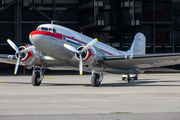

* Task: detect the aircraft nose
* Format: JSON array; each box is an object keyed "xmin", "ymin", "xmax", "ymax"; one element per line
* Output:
[
  {"xmin": 29, "ymin": 30, "xmax": 48, "ymax": 50},
  {"xmin": 29, "ymin": 31, "xmax": 37, "ymax": 44},
  {"xmin": 29, "ymin": 31, "xmax": 34, "ymax": 44},
  {"xmin": 29, "ymin": 31, "xmax": 42, "ymax": 45}
]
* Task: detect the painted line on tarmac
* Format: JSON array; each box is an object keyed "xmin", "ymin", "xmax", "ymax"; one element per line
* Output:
[
  {"xmin": 44, "ymin": 77, "xmax": 55, "ymax": 80},
  {"xmin": 0, "ymin": 80, "xmax": 7, "ymax": 82}
]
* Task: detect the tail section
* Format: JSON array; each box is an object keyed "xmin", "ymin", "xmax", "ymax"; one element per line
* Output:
[{"xmin": 127, "ymin": 33, "xmax": 146, "ymax": 55}]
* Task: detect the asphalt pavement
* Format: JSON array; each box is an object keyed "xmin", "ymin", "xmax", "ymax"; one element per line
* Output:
[{"xmin": 0, "ymin": 69, "xmax": 180, "ymax": 120}]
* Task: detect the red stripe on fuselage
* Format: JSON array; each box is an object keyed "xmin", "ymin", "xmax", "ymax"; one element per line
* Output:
[
  {"xmin": 66, "ymin": 36, "xmax": 86, "ymax": 44},
  {"xmin": 99, "ymin": 49, "xmax": 114, "ymax": 55},
  {"xmin": 30, "ymin": 31, "xmax": 63, "ymax": 40},
  {"xmin": 30, "ymin": 30, "xmax": 114, "ymax": 56}
]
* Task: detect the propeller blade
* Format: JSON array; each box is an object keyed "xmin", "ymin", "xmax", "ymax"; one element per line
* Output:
[
  {"xmin": 63, "ymin": 43, "xmax": 79, "ymax": 53},
  {"xmin": 7, "ymin": 39, "xmax": 19, "ymax": 53},
  {"xmin": 14, "ymin": 56, "xmax": 20, "ymax": 75},
  {"xmin": 21, "ymin": 46, "xmax": 35, "ymax": 53},
  {"xmin": 81, "ymin": 38, "xmax": 98, "ymax": 52},
  {"xmin": 79, "ymin": 55, "xmax": 83, "ymax": 75}
]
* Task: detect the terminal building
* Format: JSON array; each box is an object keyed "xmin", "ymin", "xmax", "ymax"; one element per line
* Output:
[{"xmin": 0, "ymin": 0, "xmax": 180, "ymax": 68}]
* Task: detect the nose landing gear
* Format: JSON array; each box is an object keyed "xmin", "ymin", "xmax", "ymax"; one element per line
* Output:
[
  {"xmin": 91, "ymin": 65, "xmax": 104, "ymax": 87},
  {"xmin": 31, "ymin": 66, "xmax": 46, "ymax": 86},
  {"xmin": 31, "ymin": 71, "xmax": 41, "ymax": 86}
]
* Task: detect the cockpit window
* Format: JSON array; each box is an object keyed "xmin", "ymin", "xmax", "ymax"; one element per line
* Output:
[
  {"xmin": 41, "ymin": 27, "xmax": 49, "ymax": 31},
  {"xmin": 37, "ymin": 27, "xmax": 40, "ymax": 30},
  {"xmin": 37, "ymin": 27, "xmax": 56, "ymax": 34}
]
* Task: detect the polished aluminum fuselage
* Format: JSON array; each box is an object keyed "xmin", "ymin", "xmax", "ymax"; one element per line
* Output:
[{"xmin": 29, "ymin": 24, "xmax": 123, "ymax": 67}]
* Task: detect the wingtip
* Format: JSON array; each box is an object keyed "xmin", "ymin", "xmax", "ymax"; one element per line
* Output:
[
  {"xmin": 63, "ymin": 43, "xmax": 65, "ymax": 46},
  {"xmin": 80, "ymin": 73, "xmax": 82, "ymax": 75},
  {"xmin": 14, "ymin": 72, "xmax": 16, "ymax": 75},
  {"xmin": 7, "ymin": 39, "xmax": 10, "ymax": 42},
  {"xmin": 95, "ymin": 38, "xmax": 98, "ymax": 41}
]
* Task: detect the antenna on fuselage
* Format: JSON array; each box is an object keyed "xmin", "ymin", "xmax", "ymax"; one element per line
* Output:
[{"xmin": 51, "ymin": 21, "xmax": 59, "ymax": 25}]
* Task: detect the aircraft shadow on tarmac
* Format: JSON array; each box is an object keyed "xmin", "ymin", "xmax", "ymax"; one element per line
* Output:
[
  {"xmin": 97, "ymin": 80, "xmax": 180, "ymax": 87},
  {"xmin": 1, "ymin": 80, "xmax": 180, "ymax": 87},
  {"xmin": 0, "ymin": 69, "xmax": 91, "ymax": 76},
  {"xmin": 1, "ymin": 69, "xmax": 180, "ymax": 87}
]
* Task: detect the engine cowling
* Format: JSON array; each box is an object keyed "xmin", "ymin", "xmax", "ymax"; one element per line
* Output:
[
  {"xmin": 17, "ymin": 46, "xmax": 40, "ymax": 68},
  {"xmin": 75, "ymin": 46, "xmax": 97, "ymax": 65}
]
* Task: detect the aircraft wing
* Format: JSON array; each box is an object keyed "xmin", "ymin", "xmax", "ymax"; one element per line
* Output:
[
  {"xmin": 103, "ymin": 53, "xmax": 180, "ymax": 70},
  {"xmin": 0, "ymin": 54, "xmax": 17, "ymax": 65},
  {"xmin": 0, "ymin": 54, "xmax": 71, "ymax": 67}
]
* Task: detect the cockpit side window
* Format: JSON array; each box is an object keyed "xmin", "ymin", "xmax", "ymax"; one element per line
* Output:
[
  {"xmin": 49, "ymin": 28, "xmax": 52, "ymax": 32},
  {"xmin": 53, "ymin": 29, "xmax": 56, "ymax": 34}
]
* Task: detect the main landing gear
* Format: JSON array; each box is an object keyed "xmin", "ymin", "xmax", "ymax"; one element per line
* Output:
[
  {"xmin": 31, "ymin": 66, "xmax": 46, "ymax": 86},
  {"xmin": 127, "ymin": 74, "xmax": 130, "ymax": 83},
  {"xmin": 91, "ymin": 65, "xmax": 104, "ymax": 87},
  {"xmin": 122, "ymin": 74, "xmax": 138, "ymax": 83}
]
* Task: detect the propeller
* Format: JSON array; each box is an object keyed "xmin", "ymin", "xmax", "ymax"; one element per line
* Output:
[
  {"xmin": 79, "ymin": 54, "xmax": 82, "ymax": 75},
  {"xmin": 21, "ymin": 46, "xmax": 35, "ymax": 53},
  {"xmin": 7, "ymin": 39, "xmax": 19, "ymax": 53},
  {"xmin": 63, "ymin": 43, "xmax": 80, "ymax": 53},
  {"xmin": 81, "ymin": 38, "xmax": 98, "ymax": 52},
  {"xmin": 7, "ymin": 39, "xmax": 33, "ymax": 75},
  {"xmin": 63, "ymin": 38, "xmax": 98, "ymax": 75},
  {"xmin": 14, "ymin": 55, "xmax": 20, "ymax": 75},
  {"xmin": 7, "ymin": 39, "xmax": 20, "ymax": 74}
]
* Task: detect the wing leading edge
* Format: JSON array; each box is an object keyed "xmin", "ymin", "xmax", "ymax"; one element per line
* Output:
[
  {"xmin": 0, "ymin": 54, "xmax": 17, "ymax": 65},
  {"xmin": 0, "ymin": 54, "xmax": 72, "ymax": 68},
  {"xmin": 103, "ymin": 53, "xmax": 180, "ymax": 70}
]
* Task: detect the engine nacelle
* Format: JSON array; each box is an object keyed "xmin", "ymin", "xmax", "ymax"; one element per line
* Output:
[
  {"xmin": 75, "ymin": 46, "xmax": 97, "ymax": 65},
  {"xmin": 17, "ymin": 46, "xmax": 41, "ymax": 68}
]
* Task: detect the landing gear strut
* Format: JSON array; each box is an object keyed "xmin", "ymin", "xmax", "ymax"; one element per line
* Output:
[
  {"xmin": 91, "ymin": 65, "xmax": 104, "ymax": 87},
  {"xmin": 122, "ymin": 74, "xmax": 138, "ymax": 82},
  {"xmin": 134, "ymin": 74, "xmax": 138, "ymax": 80},
  {"xmin": 127, "ymin": 74, "xmax": 130, "ymax": 83},
  {"xmin": 31, "ymin": 66, "xmax": 45, "ymax": 86}
]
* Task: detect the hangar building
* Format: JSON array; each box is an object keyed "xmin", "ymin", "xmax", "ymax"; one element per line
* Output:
[{"xmin": 0, "ymin": 0, "xmax": 180, "ymax": 68}]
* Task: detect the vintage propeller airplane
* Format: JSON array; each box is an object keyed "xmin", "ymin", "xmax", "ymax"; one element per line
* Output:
[{"xmin": 1, "ymin": 22, "xmax": 180, "ymax": 87}]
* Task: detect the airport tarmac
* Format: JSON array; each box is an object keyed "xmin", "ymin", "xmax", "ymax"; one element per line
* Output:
[{"xmin": 0, "ymin": 69, "xmax": 180, "ymax": 120}]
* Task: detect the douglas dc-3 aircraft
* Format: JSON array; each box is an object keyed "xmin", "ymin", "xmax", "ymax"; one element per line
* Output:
[{"xmin": 1, "ymin": 22, "xmax": 180, "ymax": 87}]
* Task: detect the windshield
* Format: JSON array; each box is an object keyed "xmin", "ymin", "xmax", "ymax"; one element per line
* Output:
[
  {"xmin": 41, "ymin": 27, "xmax": 49, "ymax": 31},
  {"xmin": 37, "ymin": 27, "xmax": 56, "ymax": 34}
]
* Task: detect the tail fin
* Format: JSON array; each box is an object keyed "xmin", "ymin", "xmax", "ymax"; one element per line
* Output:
[{"xmin": 127, "ymin": 33, "xmax": 146, "ymax": 55}]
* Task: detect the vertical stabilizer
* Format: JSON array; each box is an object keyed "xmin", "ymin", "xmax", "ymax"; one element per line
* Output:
[{"xmin": 127, "ymin": 33, "xmax": 146, "ymax": 55}]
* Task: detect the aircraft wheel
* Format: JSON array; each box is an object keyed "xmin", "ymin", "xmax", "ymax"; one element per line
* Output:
[
  {"xmin": 134, "ymin": 74, "xmax": 138, "ymax": 80},
  {"xmin": 31, "ymin": 71, "xmax": 41, "ymax": 86},
  {"xmin": 91, "ymin": 73, "xmax": 100, "ymax": 87},
  {"xmin": 127, "ymin": 77, "xmax": 130, "ymax": 83}
]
